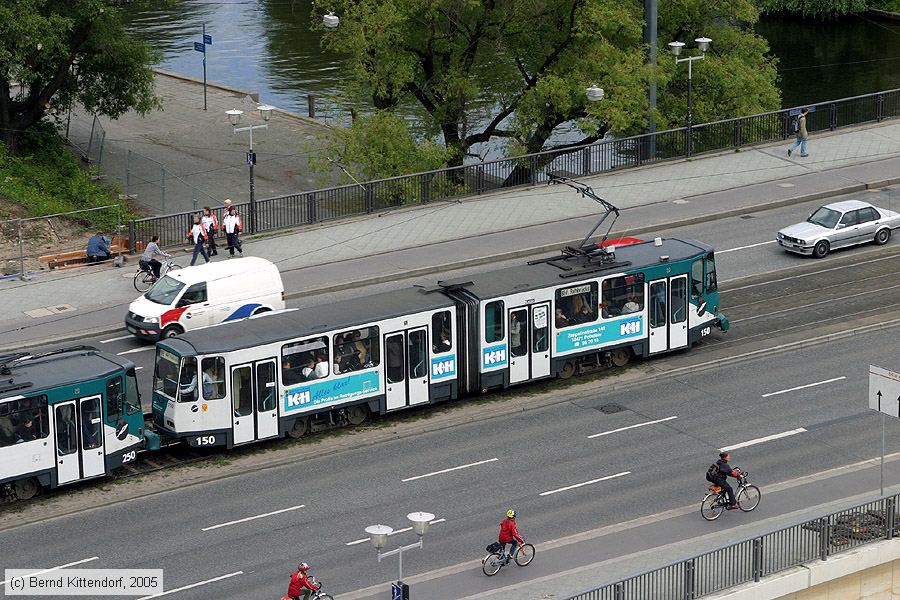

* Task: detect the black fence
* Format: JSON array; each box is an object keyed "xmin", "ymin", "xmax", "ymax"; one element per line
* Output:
[
  {"xmin": 564, "ymin": 494, "xmax": 898, "ymax": 600},
  {"xmin": 128, "ymin": 88, "xmax": 900, "ymax": 250}
]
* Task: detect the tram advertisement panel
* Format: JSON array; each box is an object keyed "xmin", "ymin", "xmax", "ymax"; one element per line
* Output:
[
  {"xmin": 431, "ymin": 355, "xmax": 456, "ymax": 380},
  {"xmin": 283, "ymin": 371, "xmax": 380, "ymax": 413},
  {"xmin": 556, "ymin": 316, "xmax": 643, "ymax": 353}
]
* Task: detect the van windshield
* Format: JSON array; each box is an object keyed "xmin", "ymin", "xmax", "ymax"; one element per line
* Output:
[{"xmin": 145, "ymin": 276, "xmax": 185, "ymax": 305}]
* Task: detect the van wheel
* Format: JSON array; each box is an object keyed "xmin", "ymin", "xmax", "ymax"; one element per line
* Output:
[
  {"xmin": 559, "ymin": 360, "xmax": 576, "ymax": 379},
  {"xmin": 287, "ymin": 417, "xmax": 308, "ymax": 439},
  {"xmin": 161, "ymin": 325, "xmax": 183, "ymax": 339},
  {"xmin": 875, "ymin": 228, "xmax": 891, "ymax": 245},
  {"xmin": 610, "ymin": 348, "xmax": 632, "ymax": 368},
  {"xmin": 14, "ymin": 478, "xmax": 39, "ymax": 501},
  {"xmin": 346, "ymin": 405, "xmax": 369, "ymax": 426}
]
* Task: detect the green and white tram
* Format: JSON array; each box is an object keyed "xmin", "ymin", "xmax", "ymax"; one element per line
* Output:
[{"xmin": 0, "ymin": 347, "xmax": 146, "ymax": 501}]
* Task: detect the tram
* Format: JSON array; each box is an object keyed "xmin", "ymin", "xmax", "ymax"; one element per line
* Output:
[{"xmin": 0, "ymin": 347, "xmax": 147, "ymax": 501}]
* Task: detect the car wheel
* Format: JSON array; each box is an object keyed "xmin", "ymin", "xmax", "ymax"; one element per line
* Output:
[
  {"xmin": 812, "ymin": 240, "xmax": 829, "ymax": 259},
  {"xmin": 875, "ymin": 228, "xmax": 891, "ymax": 245},
  {"xmin": 161, "ymin": 325, "xmax": 183, "ymax": 339}
]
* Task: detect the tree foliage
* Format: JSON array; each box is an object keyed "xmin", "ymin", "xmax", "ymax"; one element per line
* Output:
[
  {"xmin": 316, "ymin": 0, "xmax": 780, "ymax": 179},
  {"xmin": 0, "ymin": 0, "xmax": 160, "ymax": 154},
  {"xmin": 755, "ymin": 0, "xmax": 867, "ymax": 19}
]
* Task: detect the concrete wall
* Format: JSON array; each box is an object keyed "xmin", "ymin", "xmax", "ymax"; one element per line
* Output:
[{"xmin": 706, "ymin": 539, "xmax": 900, "ymax": 600}]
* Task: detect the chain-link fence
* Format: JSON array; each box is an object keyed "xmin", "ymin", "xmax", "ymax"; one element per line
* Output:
[
  {"xmin": 122, "ymin": 150, "xmax": 222, "ymax": 216},
  {"xmin": 58, "ymin": 110, "xmax": 106, "ymax": 165}
]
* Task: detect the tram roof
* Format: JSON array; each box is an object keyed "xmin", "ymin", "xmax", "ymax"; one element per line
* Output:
[
  {"xmin": 0, "ymin": 348, "xmax": 131, "ymax": 399},
  {"xmin": 446, "ymin": 238, "xmax": 713, "ymax": 299},
  {"xmin": 167, "ymin": 286, "xmax": 456, "ymax": 355}
]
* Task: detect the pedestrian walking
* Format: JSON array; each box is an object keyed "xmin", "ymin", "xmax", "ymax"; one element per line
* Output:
[
  {"xmin": 201, "ymin": 206, "xmax": 219, "ymax": 257},
  {"xmin": 788, "ymin": 108, "xmax": 810, "ymax": 158},
  {"xmin": 221, "ymin": 198, "xmax": 235, "ymax": 225},
  {"xmin": 187, "ymin": 215, "xmax": 210, "ymax": 266},
  {"xmin": 222, "ymin": 206, "xmax": 244, "ymax": 257}
]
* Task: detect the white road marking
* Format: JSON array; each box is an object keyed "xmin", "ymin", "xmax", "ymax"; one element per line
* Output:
[
  {"xmin": 0, "ymin": 556, "xmax": 99, "ymax": 586},
  {"xmin": 135, "ymin": 366, "xmax": 144, "ymax": 371},
  {"xmin": 100, "ymin": 335, "xmax": 133, "ymax": 343},
  {"xmin": 588, "ymin": 416, "xmax": 678, "ymax": 439},
  {"xmin": 731, "ymin": 282, "xmax": 900, "ymax": 324},
  {"xmin": 539, "ymin": 471, "xmax": 630, "ymax": 497},
  {"xmin": 117, "ymin": 346, "xmax": 155, "ymax": 356},
  {"xmin": 761, "ymin": 376, "xmax": 846, "ymax": 398},
  {"xmin": 402, "ymin": 458, "xmax": 498, "ymax": 482},
  {"xmin": 136, "ymin": 571, "xmax": 243, "ymax": 599},
  {"xmin": 201, "ymin": 505, "xmax": 305, "ymax": 531},
  {"xmin": 717, "ymin": 240, "xmax": 777, "ymax": 254},
  {"xmin": 725, "ymin": 254, "xmax": 898, "ymax": 292},
  {"xmin": 345, "ymin": 518, "xmax": 445, "ymax": 546},
  {"xmin": 721, "ymin": 428, "xmax": 807, "ymax": 452}
]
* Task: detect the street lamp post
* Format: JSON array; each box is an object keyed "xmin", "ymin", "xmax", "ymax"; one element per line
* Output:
[
  {"xmin": 668, "ymin": 37, "xmax": 711, "ymax": 158},
  {"xmin": 225, "ymin": 104, "xmax": 274, "ymax": 234},
  {"xmin": 365, "ymin": 511, "xmax": 435, "ymax": 597}
]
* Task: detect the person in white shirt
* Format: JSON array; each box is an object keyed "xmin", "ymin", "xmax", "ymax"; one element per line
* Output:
[
  {"xmin": 621, "ymin": 296, "xmax": 641, "ymax": 314},
  {"xmin": 222, "ymin": 206, "xmax": 244, "ymax": 257},
  {"xmin": 187, "ymin": 215, "xmax": 209, "ymax": 266},
  {"xmin": 201, "ymin": 206, "xmax": 219, "ymax": 257}
]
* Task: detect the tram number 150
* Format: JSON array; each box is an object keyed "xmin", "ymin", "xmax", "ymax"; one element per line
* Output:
[
  {"xmin": 700, "ymin": 326, "xmax": 711, "ymax": 337},
  {"xmin": 194, "ymin": 435, "xmax": 217, "ymax": 446}
]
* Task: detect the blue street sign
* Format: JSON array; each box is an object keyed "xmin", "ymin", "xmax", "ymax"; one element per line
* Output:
[
  {"xmin": 203, "ymin": 34, "xmax": 212, "ymax": 45},
  {"xmin": 391, "ymin": 581, "xmax": 409, "ymax": 600},
  {"xmin": 193, "ymin": 42, "xmax": 205, "ymax": 53},
  {"xmin": 246, "ymin": 151, "xmax": 256, "ymax": 166}
]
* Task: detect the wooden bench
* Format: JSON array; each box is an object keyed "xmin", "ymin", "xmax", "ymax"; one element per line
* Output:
[{"xmin": 39, "ymin": 237, "xmax": 141, "ymax": 270}]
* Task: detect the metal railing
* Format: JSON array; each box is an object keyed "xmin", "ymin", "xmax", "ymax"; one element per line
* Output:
[
  {"xmin": 128, "ymin": 87, "xmax": 900, "ymax": 250},
  {"xmin": 564, "ymin": 494, "xmax": 898, "ymax": 600}
]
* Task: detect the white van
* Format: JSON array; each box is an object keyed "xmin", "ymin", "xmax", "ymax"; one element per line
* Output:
[{"xmin": 125, "ymin": 257, "xmax": 285, "ymax": 340}]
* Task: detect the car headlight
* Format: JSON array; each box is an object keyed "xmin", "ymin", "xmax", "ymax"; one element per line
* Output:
[
  {"xmin": 798, "ymin": 240, "xmax": 806, "ymax": 246},
  {"xmin": 143, "ymin": 316, "xmax": 159, "ymax": 324},
  {"xmin": 777, "ymin": 233, "xmax": 784, "ymax": 240}
]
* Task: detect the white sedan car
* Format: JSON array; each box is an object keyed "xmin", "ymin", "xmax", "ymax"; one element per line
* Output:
[{"xmin": 776, "ymin": 199, "xmax": 900, "ymax": 258}]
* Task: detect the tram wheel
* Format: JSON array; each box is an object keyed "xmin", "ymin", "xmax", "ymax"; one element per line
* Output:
[
  {"xmin": 346, "ymin": 405, "xmax": 369, "ymax": 426},
  {"xmin": 287, "ymin": 417, "xmax": 308, "ymax": 439},
  {"xmin": 559, "ymin": 360, "xmax": 576, "ymax": 379},
  {"xmin": 14, "ymin": 478, "xmax": 39, "ymax": 501},
  {"xmin": 610, "ymin": 348, "xmax": 631, "ymax": 368}
]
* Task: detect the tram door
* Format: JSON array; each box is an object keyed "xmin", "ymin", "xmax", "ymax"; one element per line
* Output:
[
  {"xmin": 508, "ymin": 303, "xmax": 552, "ymax": 384},
  {"xmin": 648, "ymin": 280, "xmax": 669, "ymax": 354},
  {"xmin": 669, "ymin": 275, "xmax": 689, "ymax": 349},
  {"xmin": 649, "ymin": 276, "xmax": 689, "ymax": 354},
  {"xmin": 231, "ymin": 365, "xmax": 255, "ymax": 445},
  {"xmin": 54, "ymin": 395, "xmax": 105, "ymax": 485},
  {"xmin": 384, "ymin": 328, "xmax": 430, "ymax": 411},
  {"xmin": 255, "ymin": 360, "xmax": 279, "ymax": 440}
]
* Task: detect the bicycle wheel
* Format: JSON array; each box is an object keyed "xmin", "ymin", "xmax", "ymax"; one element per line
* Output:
[
  {"xmin": 737, "ymin": 485, "xmax": 761, "ymax": 512},
  {"xmin": 482, "ymin": 553, "xmax": 503, "ymax": 576},
  {"xmin": 514, "ymin": 543, "xmax": 535, "ymax": 566},
  {"xmin": 165, "ymin": 264, "xmax": 182, "ymax": 274},
  {"xmin": 133, "ymin": 271, "xmax": 154, "ymax": 293},
  {"xmin": 317, "ymin": 595, "xmax": 334, "ymax": 600},
  {"xmin": 701, "ymin": 493, "xmax": 725, "ymax": 521}
]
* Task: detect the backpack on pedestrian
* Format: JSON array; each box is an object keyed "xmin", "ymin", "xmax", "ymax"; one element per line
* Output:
[
  {"xmin": 791, "ymin": 117, "xmax": 800, "ymax": 135},
  {"xmin": 705, "ymin": 463, "xmax": 719, "ymax": 483}
]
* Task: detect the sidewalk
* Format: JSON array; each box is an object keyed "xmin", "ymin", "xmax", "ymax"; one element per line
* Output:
[{"xmin": 4, "ymin": 119, "xmax": 900, "ymax": 351}]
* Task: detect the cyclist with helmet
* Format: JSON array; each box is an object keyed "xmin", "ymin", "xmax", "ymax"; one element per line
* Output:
[
  {"xmin": 498, "ymin": 509, "xmax": 525, "ymax": 563},
  {"xmin": 287, "ymin": 562, "xmax": 320, "ymax": 600}
]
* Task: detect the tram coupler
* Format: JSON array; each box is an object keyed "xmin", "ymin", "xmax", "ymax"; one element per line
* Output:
[{"xmin": 716, "ymin": 313, "xmax": 730, "ymax": 332}]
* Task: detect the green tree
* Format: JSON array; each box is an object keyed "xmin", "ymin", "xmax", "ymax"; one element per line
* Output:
[
  {"xmin": 755, "ymin": 0, "xmax": 867, "ymax": 19},
  {"xmin": 318, "ymin": 0, "xmax": 780, "ymax": 181},
  {"xmin": 0, "ymin": 0, "xmax": 159, "ymax": 154}
]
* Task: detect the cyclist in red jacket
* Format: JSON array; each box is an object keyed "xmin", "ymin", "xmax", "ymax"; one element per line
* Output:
[
  {"xmin": 287, "ymin": 562, "xmax": 320, "ymax": 600},
  {"xmin": 499, "ymin": 509, "xmax": 525, "ymax": 563}
]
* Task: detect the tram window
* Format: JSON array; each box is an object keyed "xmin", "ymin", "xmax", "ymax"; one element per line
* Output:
[
  {"xmin": 671, "ymin": 278, "xmax": 687, "ymax": 324},
  {"xmin": 178, "ymin": 358, "xmax": 199, "ymax": 403},
  {"xmin": 691, "ymin": 260, "xmax": 704, "ymax": 298},
  {"xmin": 601, "ymin": 275, "xmax": 644, "ymax": 317},
  {"xmin": 125, "ymin": 369, "xmax": 142, "ymax": 416},
  {"xmin": 257, "ymin": 362, "xmax": 277, "ymax": 413},
  {"xmin": 154, "ymin": 348, "xmax": 181, "ymax": 400},
  {"xmin": 81, "ymin": 397, "xmax": 102, "ymax": 450},
  {"xmin": 432, "ymin": 311, "xmax": 452, "ymax": 354},
  {"xmin": 106, "ymin": 377, "xmax": 124, "ymax": 423},
  {"xmin": 532, "ymin": 306, "xmax": 549, "ymax": 353},
  {"xmin": 408, "ymin": 330, "xmax": 428, "ymax": 379},
  {"xmin": 232, "ymin": 366, "xmax": 253, "ymax": 418},
  {"xmin": 177, "ymin": 282, "xmax": 207, "ymax": 307},
  {"xmin": 334, "ymin": 327, "xmax": 380, "ymax": 374},
  {"xmin": 649, "ymin": 282, "xmax": 667, "ymax": 328},
  {"xmin": 705, "ymin": 253, "xmax": 718, "ymax": 293},
  {"xmin": 556, "ymin": 282, "xmax": 598, "ymax": 326},
  {"xmin": 0, "ymin": 395, "xmax": 49, "ymax": 447},
  {"xmin": 201, "ymin": 357, "xmax": 226, "ymax": 400},
  {"xmin": 484, "ymin": 301, "xmax": 504, "ymax": 342},
  {"xmin": 282, "ymin": 337, "xmax": 329, "ymax": 385},
  {"xmin": 386, "ymin": 334, "xmax": 405, "ymax": 384},
  {"xmin": 55, "ymin": 404, "xmax": 77, "ymax": 455},
  {"xmin": 509, "ymin": 309, "xmax": 528, "ymax": 357}
]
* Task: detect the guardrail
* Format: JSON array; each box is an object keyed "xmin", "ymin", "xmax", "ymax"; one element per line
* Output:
[
  {"xmin": 563, "ymin": 494, "xmax": 899, "ymax": 600},
  {"xmin": 128, "ymin": 87, "xmax": 900, "ymax": 250}
]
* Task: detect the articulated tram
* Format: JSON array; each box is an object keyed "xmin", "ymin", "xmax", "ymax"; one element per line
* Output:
[
  {"xmin": 0, "ymin": 347, "xmax": 148, "ymax": 501},
  {"xmin": 151, "ymin": 237, "xmax": 728, "ymax": 449}
]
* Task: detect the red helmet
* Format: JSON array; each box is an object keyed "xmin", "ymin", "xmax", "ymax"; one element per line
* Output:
[{"xmin": 297, "ymin": 562, "xmax": 310, "ymax": 572}]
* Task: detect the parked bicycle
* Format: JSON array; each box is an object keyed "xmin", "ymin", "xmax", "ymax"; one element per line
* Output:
[
  {"xmin": 701, "ymin": 468, "xmax": 761, "ymax": 521},
  {"xmin": 482, "ymin": 541, "xmax": 535, "ymax": 576},
  {"xmin": 133, "ymin": 260, "xmax": 180, "ymax": 293}
]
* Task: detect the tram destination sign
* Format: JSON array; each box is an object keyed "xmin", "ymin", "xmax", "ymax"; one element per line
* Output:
[{"xmin": 869, "ymin": 364, "xmax": 900, "ymax": 418}]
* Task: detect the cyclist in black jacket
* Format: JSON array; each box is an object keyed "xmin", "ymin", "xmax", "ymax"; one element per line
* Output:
[{"xmin": 714, "ymin": 451, "xmax": 741, "ymax": 510}]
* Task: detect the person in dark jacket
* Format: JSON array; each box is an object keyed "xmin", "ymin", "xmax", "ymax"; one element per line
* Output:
[
  {"xmin": 714, "ymin": 451, "xmax": 741, "ymax": 510},
  {"xmin": 86, "ymin": 231, "xmax": 111, "ymax": 263}
]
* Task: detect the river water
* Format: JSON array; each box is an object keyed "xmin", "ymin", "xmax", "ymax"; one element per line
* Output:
[{"xmin": 121, "ymin": 2, "xmax": 900, "ymax": 118}]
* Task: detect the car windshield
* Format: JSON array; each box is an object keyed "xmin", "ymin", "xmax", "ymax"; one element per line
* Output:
[
  {"xmin": 145, "ymin": 276, "xmax": 185, "ymax": 305},
  {"xmin": 807, "ymin": 207, "xmax": 841, "ymax": 229}
]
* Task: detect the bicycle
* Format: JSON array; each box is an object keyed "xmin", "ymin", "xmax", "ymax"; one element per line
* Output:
[
  {"xmin": 701, "ymin": 468, "xmax": 761, "ymax": 521},
  {"xmin": 279, "ymin": 577, "xmax": 332, "ymax": 600},
  {"xmin": 133, "ymin": 259, "xmax": 180, "ymax": 293},
  {"xmin": 482, "ymin": 541, "xmax": 535, "ymax": 576}
]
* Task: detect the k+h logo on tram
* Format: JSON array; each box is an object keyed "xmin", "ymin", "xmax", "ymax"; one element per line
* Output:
[
  {"xmin": 619, "ymin": 318, "xmax": 641, "ymax": 336},
  {"xmin": 431, "ymin": 357, "xmax": 456, "ymax": 380},
  {"xmin": 286, "ymin": 390, "xmax": 312, "ymax": 408},
  {"xmin": 482, "ymin": 345, "xmax": 507, "ymax": 368}
]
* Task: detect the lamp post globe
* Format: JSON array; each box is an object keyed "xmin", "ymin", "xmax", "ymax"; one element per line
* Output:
[
  {"xmin": 323, "ymin": 12, "xmax": 340, "ymax": 28},
  {"xmin": 226, "ymin": 108, "xmax": 243, "ymax": 126},
  {"xmin": 407, "ymin": 512, "xmax": 435, "ymax": 537},
  {"xmin": 668, "ymin": 40, "xmax": 685, "ymax": 57},
  {"xmin": 257, "ymin": 104, "xmax": 275, "ymax": 122},
  {"xmin": 585, "ymin": 84, "xmax": 605, "ymax": 103},
  {"xmin": 695, "ymin": 37, "xmax": 712, "ymax": 52},
  {"xmin": 365, "ymin": 524, "xmax": 393, "ymax": 551}
]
